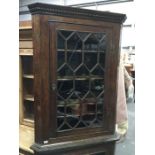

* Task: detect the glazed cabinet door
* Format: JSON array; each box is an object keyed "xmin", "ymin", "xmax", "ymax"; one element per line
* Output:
[{"xmin": 48, "ymin": 22, "xmax": 115, "ymax": 140}]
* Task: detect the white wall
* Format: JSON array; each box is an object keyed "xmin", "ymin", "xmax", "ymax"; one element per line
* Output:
[
  {"xmin": 82, "ymin": 1, "xmax": 135, "ymax": 48},
  {"xmin": 20, "ymin": 0, "xmax": 135, "ymax": 48},
  {"xmin": 65, "ymin": 0, "xmax": 102, "ymax": 5},
  {"xmin": 84, "ymin": 2, "xmax": 135, "ymax": 23}
]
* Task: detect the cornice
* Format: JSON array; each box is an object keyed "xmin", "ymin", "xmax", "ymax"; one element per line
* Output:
[{"xmin": 28, "ymin": 3, "xmax": 126, "ymax": 24}]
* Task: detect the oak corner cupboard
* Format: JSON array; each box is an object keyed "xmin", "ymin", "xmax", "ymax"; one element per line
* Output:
[{"xmin": 19, "ymin": 2, "xmax": 126, "ymax": 155}]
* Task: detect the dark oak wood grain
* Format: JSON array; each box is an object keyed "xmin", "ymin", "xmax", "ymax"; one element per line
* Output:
[
  {"xmin": 19, "ymin": 3, "xmax": 126, "ymax": 155},
  {"xmin": 31, "ymin": 134, "xmax": 118, "ymax": 155},
  {"xmin": 32, "ymin": 14, "xmax": 52, "ymax": 143}
]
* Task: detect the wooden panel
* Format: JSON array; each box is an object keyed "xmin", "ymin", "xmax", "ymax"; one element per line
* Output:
[
  {"xmin": 32, "ymin": 15, "xmax": 42, "ymax": 143},
  {"xmin": 20, "ymin": 29, "xmax": 32, "ymax": 40},
  {"xmin": 49, "ymin": 22, "xmax": 57, "ymax": 137},
  {"xmin": 105, "ymin": 25, "xmax": 121, "ymax": 132},
  {"xmin": 32, "ymin": 15, "xmax": 51, "ymax": 142},
  {"xmin": 103, "ymin": 25, "xmax": 120, "ymax": 133},
  {"xmin": 19, "ymin": 57, "xmax": 24, "ymax": 124},
  {"xmin": 31, "ymin": 16, "xmax": 120, "ymax": 143},
  {"xmin": 20, "ymin": 49, "xmax": 33, "ymax": 56},
  {"xmin": 20, "ymin": 41, "xmax": 33, "ymax": 49},
  {"xmin": 19, "ymin": 21, "xmax": 32, "ymax": 29},
  {"xmin": 31, "ymin": 135, "xmax": 117, "ymax": 155}
]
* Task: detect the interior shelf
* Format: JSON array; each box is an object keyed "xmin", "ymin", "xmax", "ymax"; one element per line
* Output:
[
  {"xmin": 19, "ymin": 40, "xmax": 33, "ymax": 49},
  {"xmin": 23, "ymin": 118, "xmax": 34, "ymax": 124},
  {"xmin": 20, "ymin": 49, "xmax": 33, "ymax": 56},
  {"xmin": 24, "ymin": 114, "xmax": 34, "ymax": 121},
  {"xmin": 23, "ymin": 74, "xmax": 34, "ymax": 79},
  {"xmin": 19, "ymin": 39, "xmax": 34, "ymax": 127},
  {"xmin": 24, "ymin": 94, "xmax": 34, "ymax": 102}
]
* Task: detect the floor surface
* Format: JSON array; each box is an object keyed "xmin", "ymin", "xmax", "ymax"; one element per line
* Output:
[{"xmin": 115, "ymin": 101, "xmax": 135, "ymax": 155}]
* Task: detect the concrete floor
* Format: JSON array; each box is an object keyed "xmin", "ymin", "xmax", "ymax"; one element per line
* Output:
[{"xmin": 115, "ymin": 102, "xmax": 135, "ymax": 155}]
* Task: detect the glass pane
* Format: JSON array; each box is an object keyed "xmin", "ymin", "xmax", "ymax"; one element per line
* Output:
[
  {"xmin": 57, "ymin": 80, "xmax": 73, "ymax": 99},
  {"xmin": 98, "ymin": 34, "xmax": 106, "ymax": 52},
  {"xmin": 91, "ymin": 65, "xmax": 104, "ymax": 76},
  {"xmin": 91, "ymin": 79, "xmax": 104, "ymax": 97},
  {"xmin": 57, "ymin": 31, "xmax": 65, "ymax": 49},
  {"xmin": 84, "ymin": 52, "xmax": 97, "ymax": 70},
  {"xmin": 56, "ymin": 30, "xmax": 106, "ymax": 132},
  {"xmin": 84, "ymin": 34, "xmax": 99, "ymax": 51},
  {"xmin": 57, "ymin": 51, "xmax": 65, "ymax": 69},
  {"xmin": 75, "ymin": 80, "xmax": 89, "ymax": 98},
  {"xmin": 67, "ymin": 32, "xmax": 82, "ymax": 50},
  {"xmin": 99, "ymin": 53, "xmax": 106, "ymax": 68},
  {"xmin": 67, "ymin": 52, "xmax": 82, "ymax": 70},
  {"xmin": 57, "ymin": 64, "xmax": 73, "ymax": 77},
  {"xmin": 76, "ymin": 65, "xmax": 89, "ymax": 76}
]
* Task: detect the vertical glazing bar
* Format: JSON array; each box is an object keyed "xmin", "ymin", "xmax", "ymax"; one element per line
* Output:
[
  {"xmin": 82, "ymin": 41, "xmax": 84, "ymax": 63},
  {"xmin": 65, "ymin": 39, "xmax": 67, "ymax": 63}
]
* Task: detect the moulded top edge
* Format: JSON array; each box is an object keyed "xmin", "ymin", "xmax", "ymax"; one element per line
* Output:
[{"xmin": 28, "ymin": 3, "xmax": 126, "ymax": 24}]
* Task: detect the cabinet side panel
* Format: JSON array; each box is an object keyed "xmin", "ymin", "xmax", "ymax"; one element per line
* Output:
[
  {"xmin": 32, "ymin": 15, "xmax": 51, "ymax": 142},
  {"xmin": 104, "ymin": 24, "xmax": 121, "ymax": 132}
]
